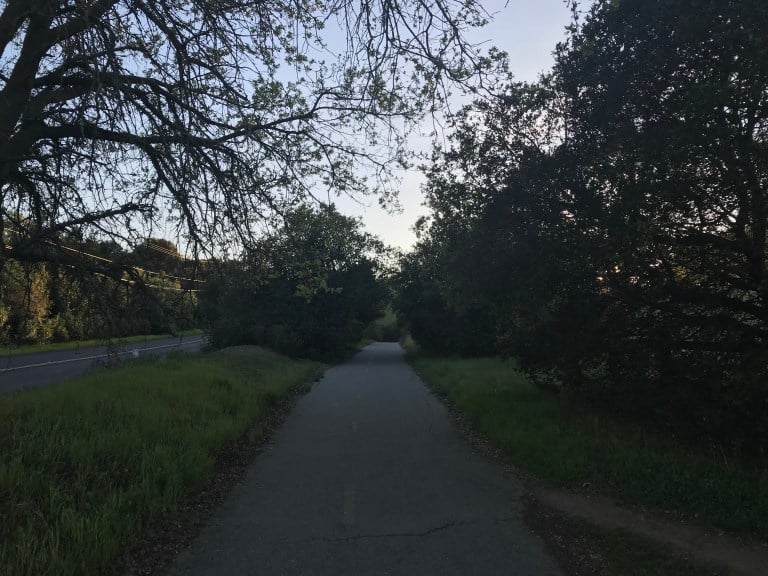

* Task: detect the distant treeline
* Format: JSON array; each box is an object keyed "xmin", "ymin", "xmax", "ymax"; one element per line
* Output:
[
  {"xmin": 396, "ymin": 0, "xmax": 768, "ymax": 452},
  {"xmin": 0, "ymin": 236, "xmax": 201, "ymax": 345}
]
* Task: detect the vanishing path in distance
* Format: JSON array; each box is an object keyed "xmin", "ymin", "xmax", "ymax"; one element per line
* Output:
[
  {"xmin": 169, "ymin": 342, "xmax": 560, "ymax": 576},
  {"xmin": 0, "ymin": 335, "xmax": 205, "ymax": 393}
]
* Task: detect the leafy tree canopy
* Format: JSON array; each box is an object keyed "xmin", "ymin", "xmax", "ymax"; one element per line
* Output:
[
  {"xmin": 0, "ymin": 0, "xmax": 490, "ymax": 267},
  {"xmin": 397, "ymin": 0, "xmax": 768, "ymax": 449}
]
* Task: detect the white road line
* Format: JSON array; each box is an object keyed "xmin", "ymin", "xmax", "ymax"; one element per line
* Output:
[{"xmin": 0, "ymin": 339, "xmax": 204, "ymax": 372}]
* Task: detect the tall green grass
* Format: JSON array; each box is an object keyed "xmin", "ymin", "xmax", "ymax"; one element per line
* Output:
[
  {"xmin": 0, "ymin": 348, "xmax": 316, "ymax": 576},
  {"xmin": 412, "ymin": 355, "xmax": 768, "ymax": 539}
]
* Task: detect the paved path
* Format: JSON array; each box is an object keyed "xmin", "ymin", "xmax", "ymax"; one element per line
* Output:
[
  {"xmin": 168, "ymin": 342, "xmax": 560, "ymax": 576},
  {"xmin": 0, "ymin": 335, "xmax": 205, "ymax": 393}
]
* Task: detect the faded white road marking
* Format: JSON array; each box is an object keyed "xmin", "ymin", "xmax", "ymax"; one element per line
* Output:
[
  {"xmin": 0, "ymin": 339, "xmax": 204, "ymax": 372},
  {"xmin": 342, "ymin": 483, "xmax": 357, "ymax": 528}
]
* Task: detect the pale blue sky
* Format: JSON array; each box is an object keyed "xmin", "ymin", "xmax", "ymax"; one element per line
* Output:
[{"xmin": 336, "ymin": 0, "xmax": 577, "ymax": 250}]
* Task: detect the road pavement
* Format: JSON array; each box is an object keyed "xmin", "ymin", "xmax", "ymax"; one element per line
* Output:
[
  {"xmin": 0, "ymin": 335, "xmax": 205, "ymax": 393},
  {"xmin": 168, "ymin": 342, "xmax": 560, "ymax": 576}
]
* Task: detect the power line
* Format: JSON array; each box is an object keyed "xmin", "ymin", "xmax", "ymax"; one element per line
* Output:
[
  {"xmin": 2, "ymin": 242, "xmax": 203, "ymax": 293},
  {"xmin": 4, "ymin": 229, "xmax": 206, "ymax": 284},
  {"xmin": 59, "ymin": 262, "xmax": 203, "ymax": 292},
  {"xmin": 144, "ymin": 240, "xmax": 212, "ymax": 264},
  {"xmin": 145, "ymin": 241, "xmax": 184, "ymax": 258},
  {"xmin": 58, "ymin": 244, "xmax": 206, "ymax": 284}
]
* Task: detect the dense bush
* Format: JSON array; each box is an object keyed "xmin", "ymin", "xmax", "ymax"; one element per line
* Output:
[{"xmin": 202, "ymin": 205, "xmax": 389, "ymax": 361}]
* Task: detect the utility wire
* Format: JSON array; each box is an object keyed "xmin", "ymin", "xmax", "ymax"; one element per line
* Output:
[
  {"xmin": 4, "ymin": 229, "xmax": 206, "ymax": 284},
  {"xmin": 2, "ymin": 242, "xmax": 202, "ymax": 293}
]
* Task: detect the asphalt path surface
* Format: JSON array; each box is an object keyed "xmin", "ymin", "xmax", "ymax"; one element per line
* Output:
[
  {"xmin": 0, "ymin": 335, "xmax": 205, "ymax": 393},
  {"xmin": 169, "ymin": 342, "xmax": 560, "ymax": 576}
]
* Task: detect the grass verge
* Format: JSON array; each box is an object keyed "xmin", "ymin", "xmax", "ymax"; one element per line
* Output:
[
  {"xmin": 0, "ymin": 329, "xmax": 204, "ymax": 357},
  {"xmin": 410, "ymin": 354, "xmax": 768, "ymax": 540},
  {"xmin": 0, "ymin": 347, "xmax": 317, "ymax": 576}
]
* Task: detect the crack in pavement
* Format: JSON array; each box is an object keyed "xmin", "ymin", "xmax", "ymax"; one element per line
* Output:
[{"xmin": 277, "ymin": 517, "xmax": 519, "ymax": 546}]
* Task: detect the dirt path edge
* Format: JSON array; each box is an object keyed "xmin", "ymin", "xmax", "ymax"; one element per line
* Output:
[{"xmin": 531, "ymin": 487, "xmax": 768, "ymax": 576}]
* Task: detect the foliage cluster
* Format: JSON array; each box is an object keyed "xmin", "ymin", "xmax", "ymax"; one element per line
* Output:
[
  {"xmin": 362, "ymin": 308, "xmax": 401, "ymax": 343},
  {"xmin": 202, "ymin": 205, "xmax": 389, "ymax": 360},
  {"xmin": 397, "ymin": 0, "xmax": 768, "ymax": 450},
  {"xmin": 0, "ymin": 236, "xmax": 199, "ymax": 346},
  {"xmin": 0, "ymin": 349, "xmax": 317, "ymax": 576}
]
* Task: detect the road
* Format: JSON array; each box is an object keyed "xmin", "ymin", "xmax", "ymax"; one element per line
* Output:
[
  {"xmin": 0, "ymin": 335, "xmax": 206, "ymax": 393},
  {"xmin": 168, "ymin": 342, "xmax": 560, "ymax": 576}
]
